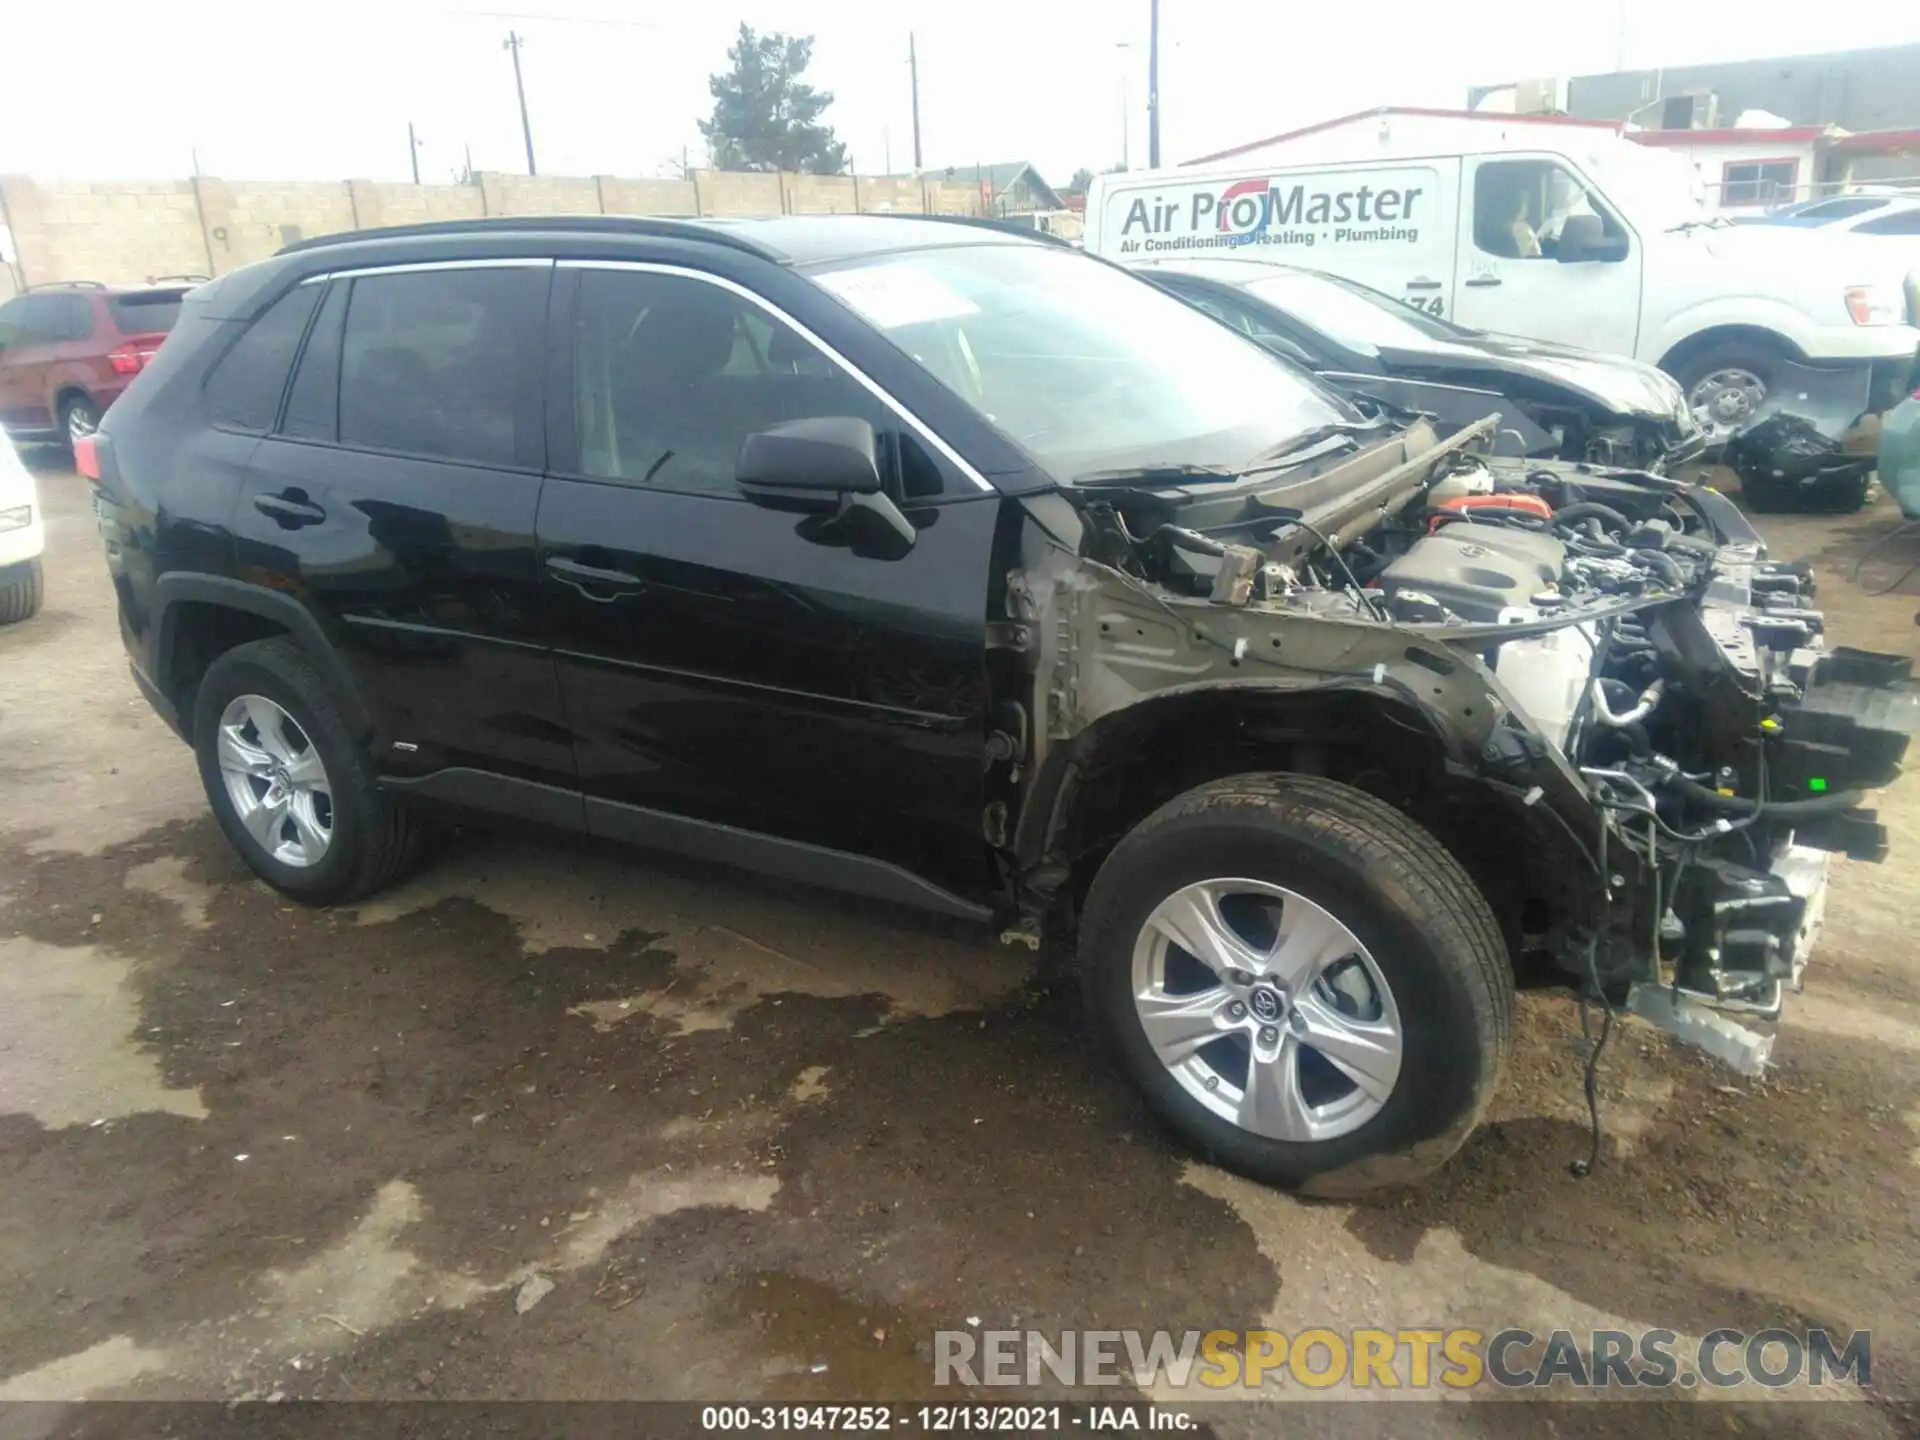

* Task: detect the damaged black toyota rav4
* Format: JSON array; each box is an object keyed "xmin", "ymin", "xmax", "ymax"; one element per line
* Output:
[{"xmin": 92, "ymin": 216, "xmax": 1913, "ymax": 1194}]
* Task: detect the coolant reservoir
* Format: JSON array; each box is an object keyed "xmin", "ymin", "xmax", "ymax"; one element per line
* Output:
[{"xmin": 1493, "ymin": 607, "xmax": 1596, "ymax": 752}]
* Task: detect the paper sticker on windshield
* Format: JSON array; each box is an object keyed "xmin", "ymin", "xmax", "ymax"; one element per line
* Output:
[{"xmin": 816, "ymin": 264, "xmax": 980, "ymax": 329}]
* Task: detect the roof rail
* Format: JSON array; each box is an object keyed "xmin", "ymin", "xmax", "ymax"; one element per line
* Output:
[
  {"xmin": 144, "ymin": 273, "xmax": 211, "ymax": 284},
  {"xmin": 24, "ymin": 279, "xmax": 106, "ymax": 292},
  {"xmin": 868, "ymin": 212, "xmax": 1073, "ymax": 247},
  {"xmin": 276, "ymin": 214, "xmax": 781, "ymax": 261}
]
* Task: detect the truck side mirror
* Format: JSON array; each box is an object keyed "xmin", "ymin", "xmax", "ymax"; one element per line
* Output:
[{"xmin": 1556, "ymin": 213, "xmax": 1629, "ymax": 263}]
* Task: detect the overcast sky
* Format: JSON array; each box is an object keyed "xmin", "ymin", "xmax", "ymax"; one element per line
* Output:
[{"xmin": 6, "ymin": 2, "xmax": 1920, "ymax": 186}]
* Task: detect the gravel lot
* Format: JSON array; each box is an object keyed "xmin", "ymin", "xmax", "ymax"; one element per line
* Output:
[{"xmin": 3, "ymin": 459, "xmax": 1917, "ymax": 1436}]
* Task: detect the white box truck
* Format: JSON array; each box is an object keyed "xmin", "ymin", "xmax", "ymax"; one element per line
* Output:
[{"xmin": 1085, "ymin": 108, "xmax": 1920, "ymax": 439}]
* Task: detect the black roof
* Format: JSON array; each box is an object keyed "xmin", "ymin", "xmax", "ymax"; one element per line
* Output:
[{"xmin": 278, "ymin": 213, "xmax": 1050, "ymax": 268}]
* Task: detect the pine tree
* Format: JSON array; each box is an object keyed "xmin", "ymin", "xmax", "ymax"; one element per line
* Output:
[{"xmin": 698, "ymin": 25, "xmax": 849, "ymax": 176}]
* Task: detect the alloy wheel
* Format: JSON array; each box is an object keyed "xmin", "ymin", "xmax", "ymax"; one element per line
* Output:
[
  {"xmin": 1130, "ymin": 878, "xmax": 1403, "ymax": 1142},
  {"xmin": 216, "ymin": 693, "xmax": 334, "ymax": 867}
]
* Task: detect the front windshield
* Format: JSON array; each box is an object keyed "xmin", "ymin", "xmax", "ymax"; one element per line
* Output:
[
  {"xmin": 1240, "ymin": 269, "xmax": 1474, "ymax": 349},
  {"xmin": 810, "ymin": 244, "xmax": 1354, "ymax": 481}
]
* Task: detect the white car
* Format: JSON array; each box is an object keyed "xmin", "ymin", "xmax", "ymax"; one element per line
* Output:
[
  {"xmin": 0, "ymin": 434, "xmax": 45, "ymax": 623},
  {"xmin": 1736, "ymin": 192, "xmax": 1920, "ymax": 239}
]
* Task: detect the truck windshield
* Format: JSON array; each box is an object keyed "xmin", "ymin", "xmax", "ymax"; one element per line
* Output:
[{"xmin": 809, "ymin": 243, "xmax": 1356, "ymax": 482}]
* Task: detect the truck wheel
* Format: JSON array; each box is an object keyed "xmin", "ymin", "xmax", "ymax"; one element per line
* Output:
[
  {"xmin": 191, "ymin": 637, "xmax": 424, "ymax": 903},
  {"xmin": 1671, "ymin": 342, "xmax": 1781, "ymax": 442},
  {"xmin": 1078, "ymin": 773, "xmax": 1512, "ymax": 1196},
  {"xmin": 0, "ymin": 558, "xmax": 43, "ymax": 624}
]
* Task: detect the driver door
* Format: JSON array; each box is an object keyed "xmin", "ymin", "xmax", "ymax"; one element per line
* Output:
[
  {"xmin": 535, "ymin": 261, "xmax": 1001, "ymax": 901},
  {"xmin": 1451, "ymin": 155, "xmax": 1643, "ymax": 355}
]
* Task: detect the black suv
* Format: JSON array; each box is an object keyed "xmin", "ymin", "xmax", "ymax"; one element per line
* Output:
[{"xmin": 93, "ymin": 216, "xmax": 1910, "ymax": 1193}]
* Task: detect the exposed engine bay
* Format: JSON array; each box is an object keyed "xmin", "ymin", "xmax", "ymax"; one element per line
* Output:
[{"xmin": 1029, "ymin": 415, "xmax": 1917, "ymax": 1074}]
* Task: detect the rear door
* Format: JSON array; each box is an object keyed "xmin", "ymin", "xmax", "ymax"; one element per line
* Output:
[
  {"xmin": 230, "ymin": 260, "xmax": 575, "ymax": 787},
  {"xmin": 536, "ymin": 259, "xmax": 1000, "ymax": 900}
]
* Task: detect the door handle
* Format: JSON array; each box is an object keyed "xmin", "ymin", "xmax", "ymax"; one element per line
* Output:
[
  {"xmin": 546, "ymin": 554, "xmax": 643, "ymax": 598},
  {"xmin": 1404, "ymin": 279, "xmax": 1443, "ymax": 291},
  {"xmin": 1463, "ymin": 276, "xmax": 1503, "ymax": 289},
  {"xmin": 252, "ymin": 490, "xmax": 326, "ymax": 526}
]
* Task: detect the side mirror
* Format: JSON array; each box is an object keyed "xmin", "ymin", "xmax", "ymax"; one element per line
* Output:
[
  {"xmin": 737, "ymin": 416, "xmax": 917, "ymax": 560},
  {"xmin": 1556, "ymin": 213, "xmax": 1629, "ymax": 263},
  {"xmin": 737, "ymin": 416, "xmax": 884, "ymax": 499}
]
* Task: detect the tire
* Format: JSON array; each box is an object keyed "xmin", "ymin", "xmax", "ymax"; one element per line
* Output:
[
  {"xmin": 191, "ymin": 637, "xmax": 424, "ymax": 903},
  {"xmin": 1668, "ymin": 341, "xmax": 1784, "ymax": 443},
  {"xmin": 59, "ymin": 396, "xmax": 101, "ymax": 450},
  {"xmin": 1078, "ymin": 773, "xmax": 1512, "ymax": 1196},
  {"xmin": 0, "ymin": 558, "xmax": 43, "ymax": 624}
]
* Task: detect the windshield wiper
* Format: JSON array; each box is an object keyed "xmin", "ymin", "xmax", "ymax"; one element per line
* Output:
[
  {"xmin": 1072, "ymin": 462, "xmax": 1238, "ymax": 488},
  {"xmin": 1072, "ymin": 422, "xmax": 1394, "ymax": 491},
  {"xmin": 1239, "ymin": 420, "xmax": 1393, "ymax": 474}
]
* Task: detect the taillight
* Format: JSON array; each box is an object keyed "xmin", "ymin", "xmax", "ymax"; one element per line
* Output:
[
  {"xmin": 106, "ymin": 332, "xmax": 167, "ymax": 375},
  {"xmin": 73, "ymin": 435, "xmax": 101, "ymax": 481}
]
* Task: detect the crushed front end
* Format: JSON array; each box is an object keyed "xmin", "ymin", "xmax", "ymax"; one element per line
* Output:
[{"xmin": 1011, "ymin": 416, "xmax": 1915, "ymax": 1073}]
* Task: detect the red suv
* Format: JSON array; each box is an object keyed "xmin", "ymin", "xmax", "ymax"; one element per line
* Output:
[{"xmin": 0, "ymin": 279, "xmax": 198, "ymax": 448}]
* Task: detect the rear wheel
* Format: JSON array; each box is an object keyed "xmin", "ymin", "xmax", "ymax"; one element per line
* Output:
[
  {"xmin": 60, "ymin": 396, "xmax": 100, "ymax": 449},
  {"xmin": 0, "ymin": 558, "xmax": 43, "ymax": 624},
  {"xmin": 1078, "ymin": 773, "xmax": 1512, "ymax": 1195},
  {"xmin": 192, "ymin": 637, "xmax": 424, "ymax": 902}
]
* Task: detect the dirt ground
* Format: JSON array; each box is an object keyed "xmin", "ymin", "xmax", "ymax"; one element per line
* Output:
[{"xmin": 2, "ymin": 460, "xmax": 1917, "ymax": 1436}]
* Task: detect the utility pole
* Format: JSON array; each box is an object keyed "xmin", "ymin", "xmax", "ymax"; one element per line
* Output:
[
  {"xmin": 503, "ymin": 31, "xmax": 537, "ymax": 175},
  {"xmin": 1147, "ymin": 0, "xmax": 1161, "ymax": 168},
  {"xmin": 407, "ymin": 122, "xmax": 422, "ymax": 184},
  {"xmin": 1115, "ymin": 42, "xmax": 1132, "ymax": 170},
  {"xmin": 908, "ymin": 33, "xmax": 924, "ymax": 172}
]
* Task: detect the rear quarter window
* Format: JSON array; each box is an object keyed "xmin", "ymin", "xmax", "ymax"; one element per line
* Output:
[
  {"xmin": 203, "ymin": 286, "xmax": 323, "ymax": 432},
  {"xmin": 109, "ymin": 290, "xmax": 188, "ymax": 336}
]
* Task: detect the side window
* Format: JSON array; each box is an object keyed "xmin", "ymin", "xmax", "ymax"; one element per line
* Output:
[
  {"xmin": 1472, "ymin": 159, "xmax": 1626, "ymax": 260},
  {"xmin": 205, "ymin": 285, "xmax": 322, "ymax": 432},
  {"xmin": 1856, "ymin": 210, "xmax": 1920, "ymax": 237},
  {"xmin": 571, "ymin": 269, "xmax": 916, "ymax": 497},
  {"xmin": 0, "ymin": 298, "xmax": 24, "ymax": 348},
  {"xmin": 282, "ymin": 283, "xmax": 346, "ymax": 442},
  {"xmin": 2, "ymin": 294, "xmax": 64, "ymax": 344},
  {"xmin": 337, "ymin": 266, "xmax": 546, "ymax": 468},
  {"xmin": 61, "ymin": 295, "xmax": 94, "ymax": 341}
]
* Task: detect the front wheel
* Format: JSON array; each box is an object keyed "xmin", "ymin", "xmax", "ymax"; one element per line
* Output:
[
  {"xmin": 1670, "ymin": 343, "xmax": 1781, "ymax": 443},
  {"xmin": 1078, "ymin": 774, "xmax": 1512, "ymax": 1195},
  {"xmin": 0, "ymin": 558, "xmax": 43, "ymax": 624}
]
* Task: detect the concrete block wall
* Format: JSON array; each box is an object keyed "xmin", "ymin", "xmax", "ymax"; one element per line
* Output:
[
  {"xmin": 479, "ymin": 173, "xmax": 603, "ymax": 217},
  {"xmin": 596, "ymin": 175, "xmax": 699, "ymax": 217},
  {"xmin": 203, "ymin": 180, "xmax": 359, "ymax": 272},
  {"xmin": 0, "ymin": 168, "xmax": 987, "ymax": 288},
  {"xmin": 0, "ymin": 175, "xmax": 210, "ymax": 285}
]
